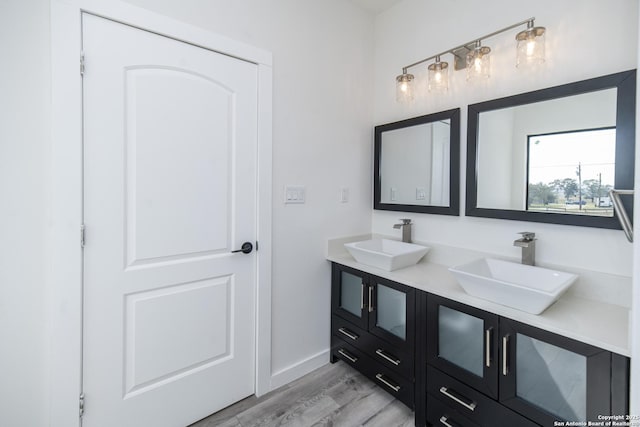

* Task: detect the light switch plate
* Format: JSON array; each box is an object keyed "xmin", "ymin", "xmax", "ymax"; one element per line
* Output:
[{"xmin": 284, "ymin": 185, "xmax": 305, "ymax": 204}]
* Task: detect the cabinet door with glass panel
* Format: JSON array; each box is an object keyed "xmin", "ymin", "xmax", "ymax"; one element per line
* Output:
[
  {"xmin": 331, "ymin": 264, "xmax": 415, "ymax": 352},
  {"xmin": 368, "ymin": 275, "xmax": 416, "ymax": 351},
  {"xmin": 427, "ymin": 294, "xmax": 500, "ymax": 398},
  {"xmin": 331, "ymin": 264, "xmax": 369, "ymax": 330},
  {"xmin": 499, "ymin": 318, "xmax": 628, "ymax": 425}
]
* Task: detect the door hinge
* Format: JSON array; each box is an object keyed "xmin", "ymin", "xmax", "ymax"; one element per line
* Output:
[
  {"xmin": 79, "ymin": 393, "xmax": 85, "ymax": 418},
  {"xmin": 80, "ymin": 224, "xmax": 85, "ymax": 248},
  {"xmin": 80, "ymin": 52, "xmax": 85, "ymax": 76}
]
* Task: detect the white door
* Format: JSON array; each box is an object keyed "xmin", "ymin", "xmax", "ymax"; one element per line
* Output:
[{"xmin": 82, "ymin": 13, "xmax": 258, "ymax": 427}]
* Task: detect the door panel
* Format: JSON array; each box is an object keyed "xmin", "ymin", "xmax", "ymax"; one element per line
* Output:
[
  {"xmin": 515, "ymin": 333, "xmax": 586, "ymax": 421},
  {"xmin": 124, "ymin": 276, "xmax": 233, "ymax": 396},
  {"xmin": 82, "ymin": 13, "xmax": 257, "ymax": 427},
  {"xmin": 437, "ymin": 305, "xmax": 484, "ymax": 377},
  {"xmin": 125, "ymin": 67, "xmax": 234, "ymax": 265}
]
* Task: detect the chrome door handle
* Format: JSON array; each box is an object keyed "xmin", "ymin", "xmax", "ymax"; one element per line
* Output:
[
  {"xmin": 337, "ymin": 327, "xmax": 359, "ymax": 341},
  {"xmin": 375, "ymin": 374, "xmax": 400, "ymax": 392},
  {"xmin": 231, "ymin": 242, "xmax": 253, "ymax": 254},
  {"xmin": 375, "ymin": 349, "xmax": 400, "ymax": 366},
  {"xmin": 337, "ymin": 349, "xmax": 358, "ymax": 363},
  {"xmin": 439, "ymin": 386, "xmax": 477, "ymax": 411},
  {"xmin": 485, "ymin": 327, "xmax": 493, "ymax": 367},
  {"xmin": 360, "ymin": 282, "xmax": 365, "ymax": 310},
  {"xmin": 502, "ymin": 334, "xmax": 510, "ymax": 376},
  {"xmin": 368, "ymin": 285, "xmax": 374, "ymax": 313}
]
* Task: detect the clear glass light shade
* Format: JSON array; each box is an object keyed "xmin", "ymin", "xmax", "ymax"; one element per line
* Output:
[
  {"xmin": 428, "ymin": 59, "xmax": 449, "ymax": 93},
  {"xmin": 516, "ymin": 26, "xmax": 546, "ymax": 67},
  {"xmin": 467, "ymin": 45, "xmax": 491, "ymax": 81},
  {"xmin": 396, "ymin": 73, "xmax": 415, "ymax": 103}
]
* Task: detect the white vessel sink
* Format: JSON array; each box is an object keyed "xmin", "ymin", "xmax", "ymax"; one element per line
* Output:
[
  {"xmin": 448, "ymin": 258, "xmax": 578, "ymax": 314},
  {"xmin": 344, "ymin": 239, "xmax": 430, "ymax": 271}
]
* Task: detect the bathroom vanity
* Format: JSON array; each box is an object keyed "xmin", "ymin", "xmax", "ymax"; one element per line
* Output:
[{"xmin": 327, "ymin": 237, "xmax": 630, "ymax": 427}]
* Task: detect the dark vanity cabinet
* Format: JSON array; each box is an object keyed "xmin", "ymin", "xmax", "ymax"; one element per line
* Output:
[
  {"xmin": 423, "ymin": 294, "xmax": 629, "ymax": 427},
  {"xmin": 329, "ymin": 263, "xmax": 630, "ymax": 427},
  {"xmin": 330, "ymin": 263, "xmax": 416, "ymax": 408}
]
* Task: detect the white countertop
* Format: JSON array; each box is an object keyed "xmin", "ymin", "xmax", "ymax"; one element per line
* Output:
[{"xmin": 327, "ymin": 236, "xmax": 630, "ymax": 357}]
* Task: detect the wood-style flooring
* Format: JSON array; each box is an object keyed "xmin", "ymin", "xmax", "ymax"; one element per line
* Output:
[{"xmin": 189, "ymin": 361, "xmax": 415, "ymax": 427}]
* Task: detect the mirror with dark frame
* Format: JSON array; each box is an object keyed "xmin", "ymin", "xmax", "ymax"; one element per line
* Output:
[
  {"xmin": 374, "ymin": 108, "xmax": 460, "ymax": 215},
  {"xmin": 467, "ymin": 70, "xmax": 636, "ymax": 229}
]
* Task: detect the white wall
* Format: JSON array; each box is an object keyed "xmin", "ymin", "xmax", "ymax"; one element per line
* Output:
[
  {"xmin": 0, "ymin": 1, "xmax": 50, "ymax": 426},
  {"xmin": 477, "ymin": 108, "xmax": 515, "ymax": 209},
  {"xmin": 373, "ymin": 0, "xmax": 638, "ymax": 276}
]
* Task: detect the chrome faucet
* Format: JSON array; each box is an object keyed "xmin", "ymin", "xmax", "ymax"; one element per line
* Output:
[
  {"xmin": 513, "ymin": 232, "xmax": 536, "ymax": 266},
  {"xmin": 393, "ymin": 219, "xmax": 412, "ymax": 243}
]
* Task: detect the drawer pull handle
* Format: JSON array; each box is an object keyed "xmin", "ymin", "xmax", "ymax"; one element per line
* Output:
[
  {"xmin": 439, "ymin": 386, "xmax": 477, "ymax": 411},
  {"xmin": 375, "ymin": 373, "xmax": 401, "ymax": 392},
  {"xmin": 439, "ymin": 416, "xmax": 457, "ymax": 427},
  {"xmin": 338, "ymin": 327, "xmax": 359, "ymax": 341},
  {"xmin": 485, "ymin": 327, "xmax": 493, "ymax": 368},
  {"xmin": 502, "ymin": 334, "xmax": 510, "ymax": 376},
  {"xmin": 338, "ymin": 349, "xmax": 358, "ymax": 363},
  {"xmin": 375, "ymin": 349, "xmax": 401, "ymax": 366}
]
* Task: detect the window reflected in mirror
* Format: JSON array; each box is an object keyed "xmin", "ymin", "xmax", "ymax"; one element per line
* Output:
[{"xmin": 527, "ymin": 128, "xmax": 616, "ymax": 216}]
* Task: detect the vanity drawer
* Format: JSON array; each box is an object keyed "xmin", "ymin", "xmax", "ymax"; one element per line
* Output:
[
  {"xmin": 332, "ymin": 314, "xmax": 414, "ymax": 378},
  {"xmin": 368, "ymin": 344, "xmax": 413, "ymax": 379},
  {"xmin": 332, "ymin": 314, "xmax": 367, "ymax": 348},
  {"xmin": 427, "ymin": 393, "xmax": 480, "ymax": 427},
  {"xmin": 332, "ymin": 336, "xmax": 415, "ymax": 409},
  {"xmin": 427, "ymin": 366, "xmax": 538, "ymax": 427},
  {"xmin": 369, "ymin": 354, "xmax": 414, "ymax": 409},
  {"xmin": 331, "ymin": 336, "xmax": 370, "ymax": 374}
]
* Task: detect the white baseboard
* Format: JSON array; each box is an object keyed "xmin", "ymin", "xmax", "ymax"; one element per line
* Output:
[{"xmin": 267, "ymin": 348, "xmax": 330, "ymax": 393}]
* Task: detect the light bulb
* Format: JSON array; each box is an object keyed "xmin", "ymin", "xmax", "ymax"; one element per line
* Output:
[
  {"xmin": 474, "ymin": 57, "xmax": 482, "ymax": 72},
  {"xmin": 395, "ymin": 72, "xmax": 415, "ymax": 102},
  {"xmin": 435, "ymin": 71, "xmax": 442, "ymax": 82},
  {"xmin": 526, "ymin": 38, "xmax": 536, "ymax": 57}
]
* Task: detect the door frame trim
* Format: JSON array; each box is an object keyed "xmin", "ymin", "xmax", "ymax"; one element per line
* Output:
[{"xmin": 50, "ymin": 1, "xmax": 273, "ymax": 425}]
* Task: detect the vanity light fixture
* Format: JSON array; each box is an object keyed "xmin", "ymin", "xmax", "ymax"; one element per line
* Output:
[
  {"xmin": 516, "ymin": 20, "xmax": 546, "ymax": 67},
  {"xmin": 396, "ymin": 71, "xmax": 415, "ymax": 103},
  {"xmin": 428, "ymin": 56, "xmax": 449, "ymax": 92},
  {"xmin": 466, "ymin": 41, "xmax": 491, "ymax": 81},
  {"xmin": 395, "ymin": 17, "xmax": 546, "ymax": 102}
]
